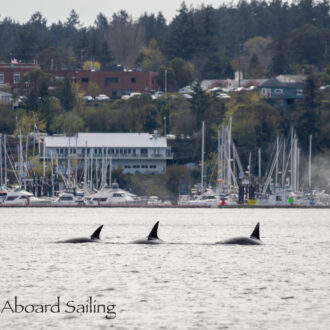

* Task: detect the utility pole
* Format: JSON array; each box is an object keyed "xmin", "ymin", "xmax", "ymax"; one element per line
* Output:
[{"xmin": 164, "ymin": 69, "xmax": 167, "ymax": 93}]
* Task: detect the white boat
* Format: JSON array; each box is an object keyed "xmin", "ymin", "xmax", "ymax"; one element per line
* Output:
[
  {"xmin": 52, "ymin": 190, "xmax": 85, "ymax": 206},
  {"xmin": 3, "ymin": 188, "xmax": 49, "ymax": 206},
  {"xmin": 0, "ymin": 187, "xmax": 8, "ymax": 203},
  {"xmin": 178, "ymin": 191, "xmax": 237, "ymax": 207},
  {"xmin": 87, "ymin": 182, "xmax": 142, "ymax": 206}
]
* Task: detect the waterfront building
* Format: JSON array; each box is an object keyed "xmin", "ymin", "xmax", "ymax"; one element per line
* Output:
[{"xmin": 43, "ymin": 132, "xmax": 172, "ymax": 174}]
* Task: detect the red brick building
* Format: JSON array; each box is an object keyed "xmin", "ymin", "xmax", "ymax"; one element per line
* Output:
[
  {"xmin": 0, "ymin": 62, "xmax": 40, "ymax": 92},
  {"xmin": 0, "ymin": 62, "xmax": 158, "ymax": 99},
  {"xmin": 48, "ymin": 70, "xmax": 158, "ymax": 98}
]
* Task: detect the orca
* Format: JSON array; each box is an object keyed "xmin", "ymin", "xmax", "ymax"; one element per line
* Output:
[
  {"xmin": 131, "ymin": 221, "xmax": 165, "ymax": 244},
  {"xmin": 57, "ymin": 225, "xmax": 103, "ymax": 243},
  {"xmin": 216, "ymin": 223, "xmax": 263, "ymax": 245}
]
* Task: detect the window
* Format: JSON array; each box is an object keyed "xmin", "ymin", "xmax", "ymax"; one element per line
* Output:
[
  {"xmin": 81, "ymin": 77, "xmax": 89, "ymax": 83},
  {"xmin": 112, "ymin": 89, "xmax": 122, "ymax": 97},
  {"xmin": 141, "ymin": 148, "xmax": 148, "ymax": 156},
  {"xmin": 274, "ymin": 89, "xmax": 283, "ymax": 95},
  {"xmin": 104, "ymin": 77, "xmax": 119, "ymax": 86},
  {"xmin": 14, "ymin": 73, "xmax": 20, "ymax": 84},
  {"xmin": 0, "ymin": 73, "xmax": 4, "ymax": 83},
  {"xmin": 296, "ymin": 89, "xmax": 303, "ymax": 95},
  {"xmin": 131, "ymin": 77, "xmax": 136, "ymax": 83}
]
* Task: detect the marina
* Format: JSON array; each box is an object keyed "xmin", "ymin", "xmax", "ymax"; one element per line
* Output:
[{"xmin": 1, "ymin": 126, "xmax": 329, "ymax": 207}]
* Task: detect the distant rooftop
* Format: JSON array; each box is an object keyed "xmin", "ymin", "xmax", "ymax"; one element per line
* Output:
[{"xmin": 44, "ymin": 132, "xmax": 168, "ymax": 148}]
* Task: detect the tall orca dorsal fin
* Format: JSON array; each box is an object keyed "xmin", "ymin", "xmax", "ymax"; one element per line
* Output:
[
  {"xmin": 250, "ymin": 223, "xmax": 260, "ymax": 240},
  {"xmin": 148, "ymin": 221, "xmax": 159, "ymax": 240},
  {"xmin": 91, "ymin": 225, "xmax": 103, "ymax": 240}
]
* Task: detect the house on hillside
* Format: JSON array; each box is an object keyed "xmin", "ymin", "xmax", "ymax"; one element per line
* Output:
[{"xmin": 258, "ymin": 75, "xmax": 306, "ymax": 107}]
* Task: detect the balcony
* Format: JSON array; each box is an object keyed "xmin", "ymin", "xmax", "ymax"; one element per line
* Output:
[{"xmin": 45, "ymin": 150, "xmax": 173, "ymax": 160}]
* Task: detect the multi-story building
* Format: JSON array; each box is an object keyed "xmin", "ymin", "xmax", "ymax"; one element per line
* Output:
[
  {"xmin": 43, "ymin": 132, "xmax": 172, "ymax": 174},
  {"xmin": 48, "ymin": 69, "xmax": 158, "ymax": 98},
  {"xmin": 0, "ymin": 62, "xmax": 40, "ymax": 93},
  {"xmin": 0, "ymin": 62, "xmax": 157, "ymax": 99}
]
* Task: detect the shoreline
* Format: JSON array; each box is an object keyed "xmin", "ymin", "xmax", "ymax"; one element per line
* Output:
[{"xmin": 0, "ymin": 204, "xmax": 329, "ymax": 209}]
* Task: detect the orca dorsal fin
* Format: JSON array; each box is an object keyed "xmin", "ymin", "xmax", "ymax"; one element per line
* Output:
[
  {"xmin": 91, "ymin": 225, "xmax": 103, "ymax": 240},
  {"xmin": 250, "ymin": 223, "xmax": 260, "ymax": 240},
  {"xmin": 148, "ymin": 221, "xmax": 159, "ymax": 240}
]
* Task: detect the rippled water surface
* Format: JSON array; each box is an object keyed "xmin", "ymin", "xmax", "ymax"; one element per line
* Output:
[{"xmin": 0, "ymin": 208, "xmax": 329, "ymax": 329}]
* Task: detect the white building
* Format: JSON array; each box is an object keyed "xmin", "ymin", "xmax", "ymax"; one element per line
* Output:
[
  {"xmin": 43, "ymin": 132, "xmax": 172, "ymax": 174},
  {"xmin": 0, "ymin": 91, "xmax": 13, "ymax": 105}
]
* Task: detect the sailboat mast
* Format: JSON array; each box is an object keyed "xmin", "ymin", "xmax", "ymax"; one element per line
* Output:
[
  {"xmin": 248, "ymin": 152, "xmax": 251, "ymax": 178},
  {"xmin": 275, "ymin": 136, "xmax": 279, "ymax": 191},
  {"xmin": 201, "ymin": 121, "xmax": 205, "ymax": 192},
  {"xmin": 43, "ymin": 137, "xmax": 46, "ymax": 178},
  {"xmin": 282, "ymin": 139, "xmax": 286, "ymax": 187},
  {"xmin": 0, "ymin": 134, "xmax": 2, "ymax": 186},
  {"xmin": 84, "ymin": 142, "xmax": 88, "ymax": 191},
  {"xmin": 227, "ymin": 117, "xmax": 232, "ymax": 189},
  {"xmin": 258, "ymin": 148, "xmax": 261, "ymax": 178},
  {"xmin": 109, "ymin": 156, "xmax": 112, "ymax": 188},
  {"xmin": 19, "ymin": 130, "xmax": 23, "ymax": 186},
  {"xmin": 4, "ymin": 135, "xmax": 7, "ymax": 187},
  {"xmin": 308, "ymin": 134, "xmax": 312, "ymax": 189},
  {"xmin": 217, "ymin": 128, "xmax": 221, "ymax": 195}
]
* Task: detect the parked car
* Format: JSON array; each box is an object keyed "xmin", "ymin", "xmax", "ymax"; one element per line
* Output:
[
  {"xmin": 217, "ymin": 93, "xmax": 231, "ymax": 99},
  {"xmin": 83, "ymin": 95, "xmax": 94, "ymax": 101},
  {"xmin": 121, "ymin": 92, "xmax": 142, "ymax": 100},
  {"xmin": 95, "ymin": 94, "xmax": 110, "ymax": 101}
]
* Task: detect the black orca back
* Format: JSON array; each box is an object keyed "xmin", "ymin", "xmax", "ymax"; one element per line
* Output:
[
  {"xmin": 250, "ymin": 223, "xmax": 260, "ymax": 240},
  {"xmin": 148, "ymin": 221, "xmax": 159, "ymax": 240},
  {"xmin": 91, "ymin": 225, "xmax": 103, "ymax": 240}
]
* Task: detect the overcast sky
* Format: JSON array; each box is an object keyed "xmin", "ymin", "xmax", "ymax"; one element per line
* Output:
[{"xmin": 2, "ymin": 1, "xmax": 230, "ymax": 26}]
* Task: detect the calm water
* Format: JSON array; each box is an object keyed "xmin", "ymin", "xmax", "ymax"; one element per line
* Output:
[{"xmin": 0, "ymin": 208, "xmax": 329, "ymax": 329}]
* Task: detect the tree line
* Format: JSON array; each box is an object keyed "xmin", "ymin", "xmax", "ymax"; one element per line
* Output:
[{"xmin": 0, "ymin": 0, "xmax": 329, "ymax": 82}]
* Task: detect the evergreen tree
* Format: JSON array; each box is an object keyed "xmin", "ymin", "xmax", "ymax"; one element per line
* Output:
[
  {"xmin": 165, "ymin": 3, "xmax": 197, "ymax": 60},
  {"xmin": 190, "ymin": 81, "xmax": 211, "ymax": 126},
  {"xmin": 58, "ymin": 78, "xmax": 75, "ymax": 111}
]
